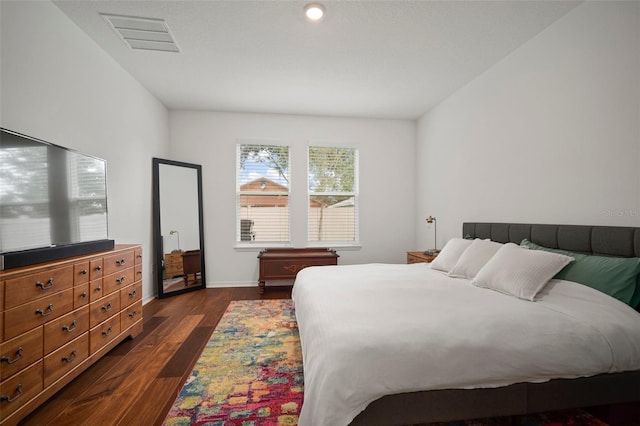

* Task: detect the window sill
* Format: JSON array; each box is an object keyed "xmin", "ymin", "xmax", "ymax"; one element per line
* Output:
[{"xmin": 234, "ymin": 243, "xmax": 361, "ymax": 251}]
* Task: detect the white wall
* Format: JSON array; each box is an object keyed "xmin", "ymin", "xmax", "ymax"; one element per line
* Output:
[
  {"xmin": 416, "ymin": 1, "xmax": 640, "ymax": 248},
  {"xmin": 169, "ymin": 111, "xmax": 416, "ymax": 287},
  {"xmin": 0, "ymin": 1, "xmax": 169, "ymax": 302}
]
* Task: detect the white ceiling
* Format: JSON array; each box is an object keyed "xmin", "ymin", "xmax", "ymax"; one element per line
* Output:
[{"xmin": 52, "ymin": 1, "xmax": 580, "ymax": 120}]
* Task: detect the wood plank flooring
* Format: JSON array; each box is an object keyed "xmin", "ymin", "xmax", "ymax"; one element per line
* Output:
[{"xmin": 19, "ymin": 286, "xmax": 292, "ymax": 426}]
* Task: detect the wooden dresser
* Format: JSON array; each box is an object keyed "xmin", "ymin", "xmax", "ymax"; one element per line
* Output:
[
  {"xmin": 257, "ymin": 248, "xmax": 339, "ymax": 293},
  {"xmin": 0, "ymin": 244, "xmax": 143, "ymax": 425},
  {"xmin": 164, "ymin": 251, "xmax": 184, "ymax": 279}
]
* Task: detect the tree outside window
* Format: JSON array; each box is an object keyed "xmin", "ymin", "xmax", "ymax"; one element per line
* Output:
[{"xmin": 308, "ymin": 146, "xmax": 358, "ymax": 243}]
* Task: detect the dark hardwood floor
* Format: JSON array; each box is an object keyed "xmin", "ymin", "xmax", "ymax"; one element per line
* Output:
[{"xmin": 19, "ymin": 286, "xmax": 292, "ymax": 426}]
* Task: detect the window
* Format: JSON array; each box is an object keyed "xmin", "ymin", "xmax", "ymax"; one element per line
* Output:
[
  {"xmin": 308, "ymin": 146, "xmax": 358, "ymax": 244},
  {"xmin": 236, "ymin": 143, "xmax": 290, "ymax": 243}
]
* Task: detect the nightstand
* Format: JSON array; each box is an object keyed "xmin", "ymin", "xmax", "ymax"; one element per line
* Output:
[{"xmin": 407, "ymin": 251, "xmax": 437, "ymax": 264}]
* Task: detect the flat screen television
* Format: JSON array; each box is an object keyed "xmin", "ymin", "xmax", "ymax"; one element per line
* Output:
[{"xmin": 0, "ymin": 128, "xmax": 114, "ymax": 270}]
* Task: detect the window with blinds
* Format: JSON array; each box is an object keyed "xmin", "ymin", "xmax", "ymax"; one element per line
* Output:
[
  {"xmin": 308, "ymin": 146, "xmax": 358, "ymax": 244},
  {"xmin": 236, "ymin": 143, "xmax": 290, "ymax": 243}
]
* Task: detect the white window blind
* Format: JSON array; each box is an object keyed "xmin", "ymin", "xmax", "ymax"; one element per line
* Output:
[
  {"xmin": 236, "ymin": 143, "xmax": 290, "ymax": 243},
  {"xmin": 308, "ymin": 146, "xmax": 358, "ymax": 244}
]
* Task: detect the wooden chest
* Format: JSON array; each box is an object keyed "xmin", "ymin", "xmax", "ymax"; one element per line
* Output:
[{"xmin": 257, "ymin": 248, "xmax": 338, "ymax": 293}]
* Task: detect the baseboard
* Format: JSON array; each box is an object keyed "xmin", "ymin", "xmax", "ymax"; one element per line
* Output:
[
  {"xmin": 206, "ymin": 280, "xmax": 295, "ymax": 288},
  {"xmin": 207, "ymin": 281, "xmax": 256, "ymax": 288}
]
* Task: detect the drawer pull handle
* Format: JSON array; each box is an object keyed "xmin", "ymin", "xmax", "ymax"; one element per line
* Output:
[
  {"xmin": 35, "ymin": 278, "xmax": 54, "ymax": 290},
  {"xmin": 136, "ymin": 254, "xmax": 142, "ymax": 259},
  {"xmin": 95, "ymin": 286, "xmax": 102, "ymax": 292},
  {"xmin": 80, "ymin": 292, "xmax": 88, "ymax": 299},
  {"xmin": 116, "ymin": 258, "xmax": 126, "ymax": 266},
  {"xmin": 62, "ymin": 320, "xmax": 77, "ymax": 333},
  {"xmin": 36, "ymin": 304, "xmax": 54, "ymax": 317},
  {"xmin": 128, "ymin": 290, "xmax": 137, "ymax": 298},
  {"xmin": 1, "ymin": 384, "xmax": 23, "ymax": 403},
  {"xmin": 1, "ymin": 347, "xmax": 23, "ymax": 364},
  {"xmin": 62, "ymin": 350, "xmax": 77, "ymax": 363},
  {"xmin": 116, "ymin": 276, "xmax": 126, "ymax": 285},
  {"xmin": 101, "ymin": 303, "xmax": 112, "ymax": 312},
  {"xmin": 101, "ymin": 327, "xmax": 113, "ymax": 337},
  {"xmin": 80, "ymin": 269, "xmax": 88, "ymax": 275},
  {"xmin": 95, "ymin": 265, "xmax": 102, "ymax": 271},
  {"xmin": 128, "ymin": 310, "xmax": 138, "ymax": 319}
]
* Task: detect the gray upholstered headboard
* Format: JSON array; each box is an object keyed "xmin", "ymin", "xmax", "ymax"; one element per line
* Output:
[{"xmin": 462, "ymin": 222, "xmax": 640, "ymax": 258}]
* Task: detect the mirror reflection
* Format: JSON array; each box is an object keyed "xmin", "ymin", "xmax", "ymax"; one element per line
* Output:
[{"xmin": 153, "ymin": 158, "xmax": 205, "ymax": 298}]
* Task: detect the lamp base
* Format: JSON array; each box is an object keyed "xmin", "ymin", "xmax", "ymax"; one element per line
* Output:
[{"xmin": 423, "ymin": 249, "xmax": 441, "ymax": 256}]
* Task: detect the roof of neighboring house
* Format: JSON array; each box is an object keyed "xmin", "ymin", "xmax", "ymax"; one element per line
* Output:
[
  {"xmin": 240, "ymin": 178, "xmax": 322, "ymax": 207},
  {"xmin": 240, "ymin": 178, "xmax": 287, "ymax": 192}
]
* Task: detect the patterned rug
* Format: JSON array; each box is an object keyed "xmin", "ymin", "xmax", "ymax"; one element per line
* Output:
[
  {"xmin": 164, "ymin": 299, "xmax": 303, "ymax": 426},
  {"xmin": 163, "ymin": 299, "xmax": 607, "ymax": 426}
]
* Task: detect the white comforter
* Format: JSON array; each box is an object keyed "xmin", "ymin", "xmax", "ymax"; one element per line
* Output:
[{"xmin": 292, "ymin": 263, "xmax": 640, "ymax": 426}]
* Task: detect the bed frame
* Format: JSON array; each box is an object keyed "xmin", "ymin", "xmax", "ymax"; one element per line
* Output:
[{"xmin": 351, "ymin": 222, "xmax": 640, "ymax": 425}]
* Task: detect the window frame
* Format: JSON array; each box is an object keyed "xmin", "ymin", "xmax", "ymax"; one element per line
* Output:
[
  {"xmin": 235, "ymin": 141, "xmax": 291, "ymax": 247},
  {"xmin": 306, "ymin": 145, "xmax": 360, "ymax": 247}
]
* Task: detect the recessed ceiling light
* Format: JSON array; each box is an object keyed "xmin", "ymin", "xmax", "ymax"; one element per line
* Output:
[{"xmin": 304, "ymin": 3, "xmax": 325, "ymax": 21}]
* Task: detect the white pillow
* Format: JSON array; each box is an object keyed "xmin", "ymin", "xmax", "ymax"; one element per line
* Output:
[
  {"xmin": 430, "ymin": 238, "xmax": 474, "ymax": 273},
  {"xmin": 472, "ymin": 243, "xmax": 574, "ymax": 301},
  {"xmin": 447, "ymin": 239, "xmax": 503, "ymax": 279}
]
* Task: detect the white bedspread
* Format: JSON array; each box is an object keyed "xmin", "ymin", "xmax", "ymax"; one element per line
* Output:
[{"xmin": 292, "ymin": 263, "xmax": 640, "ymax": 426}]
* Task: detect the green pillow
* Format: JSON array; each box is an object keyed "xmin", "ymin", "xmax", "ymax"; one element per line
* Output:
[
  {"xmin": 521, "ymin": 239, "xmax": 640, "ymax": 306},
  {"xmin": 631, "ymin": 275, "xmax": 640, "ymax": 308}
]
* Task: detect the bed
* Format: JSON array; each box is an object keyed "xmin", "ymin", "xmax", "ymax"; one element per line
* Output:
[{"xmin": 292, "ymin": 222, "xmax": 640, "ymax": 426}]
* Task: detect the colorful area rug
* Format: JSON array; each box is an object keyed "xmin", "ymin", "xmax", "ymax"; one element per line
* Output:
[
  {"xmin": 163, "ymin": 299, "xmax": 607, "ymax": 426},
  {"xmin": 164, "ymin": 299, "xmax": 303, "ymax": 426}
]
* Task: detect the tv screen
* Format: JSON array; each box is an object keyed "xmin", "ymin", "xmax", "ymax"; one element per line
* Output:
[{"xmin": 0, "ymin": 128, "xmax": 112, "ymax": 268}]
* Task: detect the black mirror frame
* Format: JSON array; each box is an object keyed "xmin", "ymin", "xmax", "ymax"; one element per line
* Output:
[{"xmin": 152, "ymin": 157, "xmax": 206, "ymax": 298}]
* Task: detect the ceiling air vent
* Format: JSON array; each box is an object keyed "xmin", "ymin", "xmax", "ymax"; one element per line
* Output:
[{"xmin": 102, "ymin": 14, "xmax": 180, "ymax": 53}]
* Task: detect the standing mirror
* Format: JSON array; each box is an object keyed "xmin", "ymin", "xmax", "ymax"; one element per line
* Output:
[{"xmin": 153, "ymin": 158, "xmax": 206, "ymax": 298}]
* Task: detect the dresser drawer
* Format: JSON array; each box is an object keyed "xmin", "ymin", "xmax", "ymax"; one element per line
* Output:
[
  {"xmin": 4, "ymin": 288, "xmax": 74, "ymax": 340},
  {"xmin": 44, "ymin": 333, "xmax": 89, "ymax": 387},
  {"xmin": 4, "ymin": 266, "xmax": 73, "ymax": 309},
  {"xmin": 120, "ymin": 282, "xmax": 142, "ymax": 309},
  {"xmin": 102, "ymin": 267, "xmax": 135, "ymax": 296},
  {"xmin": 74, "ymin": 283, "xmax": 90, "ymax": 309},
  {"xmin": 134, "ymin": 247, "xmax": 143, "ymax": 265},
  {"xmin": 134, "ymin": 264, "xmax": 143, "ymax": 283},
  {"xmin": 90, "ymin": 258, "xmax": 104, "ymax": 281},
  {"xmin": 89, "ymin": 292, "xmax": 121, "ymax": 328},
  {"xmin": 43, "ymin": 306, "xmax": 90, "ymax": 355},
  {"xmin": 0, "ymin": 360, "xmax": 43, "ymax": 419},
  {"xmin": 89, "ymin": 315, "xmax": 120, "ymax": 354},
  {"xmin": 0, "ymin": 328, "xmax": 43, "ymax": 381},
  {"xmin": 73, "ymin": 262, "xmax": 90, "ymax": 285},
  {"xmin": 89, "ymin": 279, "xmax": 104, "ymax": 302},
  {"xmin": 103, "ymin": 250, "xmax": 135, "ymax": 277},
  {"xmin": 121, "ymin": 300, "xmax": 142, "ymax": 331},
  {"xmin": 261, "ymin": 257, "xmax": 337, "ymax": 279}
]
